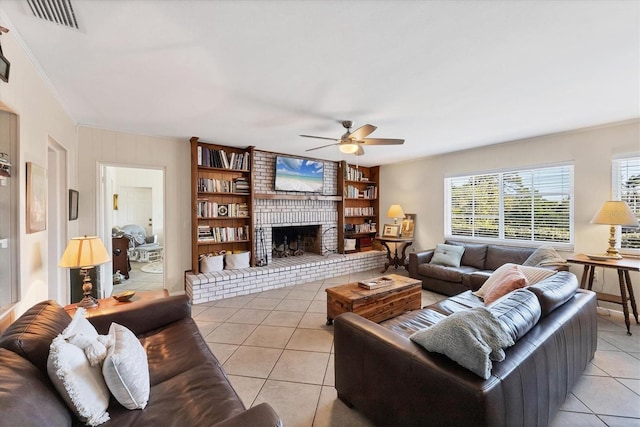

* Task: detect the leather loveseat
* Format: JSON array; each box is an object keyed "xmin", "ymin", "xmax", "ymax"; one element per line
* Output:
[
  {"xmin": 334, "ymin": 271, "xmax": 597, "ymax": 427},
  {"xmin": 0, "ymin": 295, "xmax": 281, "ymax": 427},
  {"xmin": 409, "ymin": 240, "xmax": 567, "ymax": 296}
]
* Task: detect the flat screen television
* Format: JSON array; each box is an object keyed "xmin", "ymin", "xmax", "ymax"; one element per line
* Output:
[{"xmin": 274, "ymin": 156, "xmax": 324, "ymax": 193}]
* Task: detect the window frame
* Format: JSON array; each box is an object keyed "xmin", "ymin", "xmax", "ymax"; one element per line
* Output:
[
  {"xmin": 444, "ymin": 162, "xmax": 574, "ymax": 249},
  {"xmin": 612, "ymin": 154, "xmax": 640, "ymax": 255}
]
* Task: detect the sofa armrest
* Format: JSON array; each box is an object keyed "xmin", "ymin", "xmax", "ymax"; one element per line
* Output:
[
  {"xmin": 408, "ymin": 249, "xmax": 434, "ymax": 277},
  {"xmin": 87, "ymin": 295, "xmax": 191, "ymax": 335},
  {"xmin": 213, "ymin": 403, "xmax": 281, "ymax": 427}
]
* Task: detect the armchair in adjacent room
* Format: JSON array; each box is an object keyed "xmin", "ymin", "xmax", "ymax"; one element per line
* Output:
[{"xmin": 114, "ymin": 224, "xmax": 162, "ymax": 262}]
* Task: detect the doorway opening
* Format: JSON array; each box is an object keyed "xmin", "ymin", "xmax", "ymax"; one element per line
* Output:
[{"xmin": 99, "ymin": 164, "xmax": 165, "ymax": 296}]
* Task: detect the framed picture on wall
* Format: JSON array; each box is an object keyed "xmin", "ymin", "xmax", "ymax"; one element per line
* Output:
[
  {"xmin": 69, "ymin": 189, "xmax": 79, "ymax": 221},
  {"xmin": 401, "ymin": 213, "xmax": 416, "ymax": 238},
  {"xmin": 26, "ymin": 162, "xmax": 46, "ymax": 233},
  {"xmin": 382, "ymin": 224, "xmax": 400, "ymax": 237}
]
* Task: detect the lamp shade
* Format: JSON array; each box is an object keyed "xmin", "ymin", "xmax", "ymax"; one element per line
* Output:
[
  {"xmin": 386, "ymin": 204, "xmax": 406, "ymax": 219},
  {"xmin": 591, "ymin": 201, "xmax": 639, "ymax": 227},
  {"xmin": 59, "ymin": 236, "xmax": 111, "ymax": 268}
]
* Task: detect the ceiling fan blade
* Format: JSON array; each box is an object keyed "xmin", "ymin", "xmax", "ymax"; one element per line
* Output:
[
  {"xmin": 305, "ymin": 142, "xmax": 340, "ymax": 152},
  {"xmin": 349, "ymin": 124, "xmax": 377, "ymax": 140},
  {"xmin": 354, "ymin": 146, "xmax": 365, "ymax": 156},
  {"xmin": 299, "ymin": 134, "xmax": 340, "ymax": 142},
  {"xmin": 361, "ymin": 138, "xmax": 405, "ymax": 145}
]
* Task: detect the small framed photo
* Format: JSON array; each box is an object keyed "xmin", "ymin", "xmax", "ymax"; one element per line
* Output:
[
  {"xmin": 401, "ymin": 213, "xmax": 416, "ymax": 238},
  {"xmin": 69, "ymin": 189, "xmax": 79, "ymax": 221},
  {"xmin": 382, "ymin": 223, "xmax": 400, "ymax": 237}
]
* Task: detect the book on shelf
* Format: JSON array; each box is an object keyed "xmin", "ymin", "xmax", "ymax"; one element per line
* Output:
[
  {"xmin": 198, "ymin": 147, "xmax": 251, "ymax": 171},
  {"xmin": 358, "ymin": 276, "xmax": 394, "ymax": 290}
]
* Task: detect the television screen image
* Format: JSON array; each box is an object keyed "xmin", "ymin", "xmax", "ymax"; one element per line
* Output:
[{"xmin": 275, "ymin": 156, "xmax": 324, "ymax": 193}]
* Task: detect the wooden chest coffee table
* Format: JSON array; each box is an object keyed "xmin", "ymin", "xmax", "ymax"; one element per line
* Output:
[{"xmin": 325, "ymin": 274, "xmax": 421, "ymax": 325}]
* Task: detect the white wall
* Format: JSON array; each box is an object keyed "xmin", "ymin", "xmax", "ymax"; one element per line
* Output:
[
  {"xmin": 0, "ymin": 28, "xmax": 79, "ymax": 317},
  {"xmin": 380, "ymin": 120, "xmax": 640, "ymax": 307},
  {"xmin": 76, "ymin": 128, "xmax": 191, "ymax": 295}
]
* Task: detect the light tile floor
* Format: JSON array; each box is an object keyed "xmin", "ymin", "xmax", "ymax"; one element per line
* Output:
[
  {"xmin": 112, "ymin": 261, "xmax": 164, "ymax": 294},
  {"xmin": 192, "ymin": 268, "xmax": 640, "ymax": 427}
]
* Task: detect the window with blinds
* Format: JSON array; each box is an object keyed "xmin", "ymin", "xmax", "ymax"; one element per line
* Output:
[
  {"xmin": 446, "ymin": 164, "xmax": 573, "ymax": 245},
  {"xmin": 613, "ymin": 156, "xmax": 640, "ymax": 251}
]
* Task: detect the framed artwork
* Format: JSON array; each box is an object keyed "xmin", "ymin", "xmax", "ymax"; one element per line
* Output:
[
  {"xmin": 401, "ymin": 213, "xmax": 416, "ymax": 238},
  {"xmin": 382, "ymin": 223, "xmax": 401, "ymax": 237},
  {"xmin": 69, "ymin": 189, "xmax": 79, "ymax": 221},
  {"xmin": 26, "ymin": 162, "xmax": 46, "ymax": 233}
]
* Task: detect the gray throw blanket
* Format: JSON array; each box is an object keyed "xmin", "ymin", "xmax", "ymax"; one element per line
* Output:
[{"xmin": 410, "ymin": 307, "xmax": 514, "ymax": 379}]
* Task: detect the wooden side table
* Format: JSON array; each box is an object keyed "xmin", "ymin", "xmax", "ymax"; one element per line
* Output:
[
  {"xmin": 65, "ymin": 289, "xmax": 169, "ymax": 318},
  {"xmin": 376, "ymin": 237, "xmax": 413, "ymax": 273},
  {"xmin": 567, "ymin": 254, "xmax": 639, "ymax": 335}
]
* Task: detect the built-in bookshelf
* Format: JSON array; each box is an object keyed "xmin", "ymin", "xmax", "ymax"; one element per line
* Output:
[
  {"xmin": 338, "ymin": 162, "xmax": 380, "ymax": 253},
  {"xmin": 190, "ymin": 137, "xmax": 255, "ymax": 273}
]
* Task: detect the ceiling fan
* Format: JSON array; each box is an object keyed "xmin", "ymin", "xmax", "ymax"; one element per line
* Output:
[{"xmin": 300, "ymin": 120, "xmax": 404, "ymax": 156}]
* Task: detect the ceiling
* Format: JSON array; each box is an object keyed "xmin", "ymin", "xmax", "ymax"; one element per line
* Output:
[{"xmin": 1, "ymin": 0, "xmax": 638, "ymax": 166}]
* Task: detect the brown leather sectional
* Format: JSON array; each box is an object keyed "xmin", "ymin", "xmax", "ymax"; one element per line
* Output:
[
  {"xmin": 0, "ymin": 295, "xmax": 281, "ymax": 427},
  {"xmin": 334, "ymin": 271, "xmax": 597, "ymax": 427}
]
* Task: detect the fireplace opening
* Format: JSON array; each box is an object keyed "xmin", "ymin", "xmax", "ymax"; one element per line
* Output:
[{"xmin": 272, "ymin": 225, "xmax": 321, "ymax": 257}]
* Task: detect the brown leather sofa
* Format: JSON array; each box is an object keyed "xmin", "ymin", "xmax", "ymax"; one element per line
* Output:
[
  {"xmin": 409, "ymin": 240, "xmax": 566, "ymax": 296},
  {"xmin": 0, "ymin": 295, "xmax": 281, "ymax": 427},
  {"xmin": 334, "ymin": 271, "xmax": 597, "ymax": 427}
]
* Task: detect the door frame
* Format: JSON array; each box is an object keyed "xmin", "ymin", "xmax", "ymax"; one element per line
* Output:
[{"xmin": 97, "ymin": 162, "xmax": 166, "ymax": 296}]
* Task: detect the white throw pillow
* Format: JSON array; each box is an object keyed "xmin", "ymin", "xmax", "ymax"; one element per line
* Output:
[
  {"xmin": 200, "ymin": 254, "xmax": 224, "ymax": 273},
  {"xmin": 47, "ymin": 337, "xmax": 111, "ymax": 426},
  {"xmin": 225, "ymin": 251, "xmax": 250, "ymax": 269},
  {"xmin": 474, "ymin": 263, "xmax": 556, "ymax": 299},
  {"xmin": 102, "ymin": 323, "xmax": 150, "ymax": 410}
]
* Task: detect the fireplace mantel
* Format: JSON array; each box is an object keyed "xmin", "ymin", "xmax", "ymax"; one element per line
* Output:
[{"xmin": 254, "ymin": 193, "xmax": 342, "ymax": 201}]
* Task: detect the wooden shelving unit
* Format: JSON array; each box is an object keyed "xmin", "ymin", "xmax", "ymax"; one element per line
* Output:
[
  {"xmin": 338, "ymin": 161, "xmax": 380, "ymax": 253},
  {"xmin": 190, "ymin": 137, "xmax": 255, "ymax": 273}
]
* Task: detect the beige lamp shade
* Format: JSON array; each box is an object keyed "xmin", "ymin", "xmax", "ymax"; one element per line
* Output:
[
  {"xmin": 59, "ymin": 236, "xmax": 111, "ymax": 268},
  {"xmin": 386, "ymin": 204, "xmax": 406, "ymax": 220},
  {"xmin": 591, "ymin": 201, "xmax": 639, "ymax": 227}
]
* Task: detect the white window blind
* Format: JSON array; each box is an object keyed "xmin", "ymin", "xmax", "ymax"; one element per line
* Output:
[
  {"xmin": 613, "ymin": 156, "xmax": 640, "ymax": 251},
  {"xmin": 446, "ymin": 164, "xmax": 573, "ymax": 245}
]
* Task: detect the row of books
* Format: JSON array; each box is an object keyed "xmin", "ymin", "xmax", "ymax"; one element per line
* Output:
[
  {"xmin": 345, "ymin": 206, "xmax": 375, "ymax": 216},
  {"xmin": 344, "ymin": 165, "xmax": 369, "ymax": 182},
  {"xmin": 345, "ymin": 185, "xmax": 377, "ymax": 199},
  {"xmin": 198, "ymin": 225, "xmax": 250, "ymax": 242},
  {"xmin": 345, "ymin": 222, "xmax": 377, "ymax": 234},
  {"xmin": 197, "ymin": 146, "xmax": 250, "ymax": 171},
  {"xmin": 198, "ymin": 177, "xmax": 250, "ymax": 194},
  {"xmin": 197, "ymin": 202, "xmax": 249, "ymax": 218}
]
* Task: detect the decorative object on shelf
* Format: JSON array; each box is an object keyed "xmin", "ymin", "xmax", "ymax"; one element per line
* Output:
[
  {"xmin": 26, "ymin": 162, "xmax": 46, "ymax": 233},
  {"xmin": 301, "ymin": 120, "xmax": 404, "ymax": 157},
  {"xmin": 59, "ymin": 236, "xmax": 111, "ymax": 308},
  {"xmin": 386, "ymin": 204, "xmax": 405, "ymax": 226},
  {"xmin": 113, "ymin": 290, "xmax": 135, "ymax": 302},
  {"xmin": 401, "ymin": 213, "xmax": 416, "ymax": 238},
  {"xmin": 69, "ymin": 189, "xmax": 79, "ymax": 221},
  {"xmin": 383, "ymin": 224, "xmax": 401, "ymax": 237},
  {"xmin": 0, "ymin": 152, "xmax": 11, "ymax": 177},
  {"xmin": 590, "ymin": 200, "xmax": 639, "ymax": 259}
]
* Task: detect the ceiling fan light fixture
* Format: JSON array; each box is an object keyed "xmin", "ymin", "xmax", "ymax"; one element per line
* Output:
[{"xmin": 339, "ymin": 143, "xmax": 359, "ymax": 154}]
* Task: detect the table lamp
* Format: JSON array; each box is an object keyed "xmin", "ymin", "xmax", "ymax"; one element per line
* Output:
[
  {"xmin": 590, "ymin": 201, "xmax": 639, "ymax": 259},
  {"xmin": 387, "ymin": 204, "xmax": 406, "ymax": 225},
  {"xmin": 59, "ymin": 236, "xmax": 111, "ymax": 308}
]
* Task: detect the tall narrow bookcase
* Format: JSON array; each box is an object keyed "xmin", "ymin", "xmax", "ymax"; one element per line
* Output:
[
  {"xmin": 338, "ymin": 161, "xmax": 380, "ymax": 253},
  {"xmin": 190, "ymin": 137, "xmax": 255, "ymax": 273}
]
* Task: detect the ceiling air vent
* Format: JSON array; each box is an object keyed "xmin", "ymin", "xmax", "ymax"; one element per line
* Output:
[{"xmin": 26, "ymin": 0, "xmax": 79, "ymax": 30}]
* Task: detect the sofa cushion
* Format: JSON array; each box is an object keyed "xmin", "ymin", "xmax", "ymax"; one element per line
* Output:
[
  {"xmin": 103, "ymin": 323, "xmax": 150, "ymax": 410},
  {"xmin": 0, "ymin": 348, "xmax": 72, "ymax": 427},
  {"xmin": 488, "ymin": 288, "xmax": 542, "ymax": 342},
  {"xmin": 446, "ymin": 241, "xmax": 488, "ymax": 270},
  {"xmin": 0, "ymin": 300, "xmax": 71, "ymax": 373},
  {"xmin": 523, "ymin": 245, "xmax": 567, "ymax": 268},
  {"xmin": 483, "ymin": 265, "xmax": 529, "ymax": 305},
  {"xmin": 417, "ymin": 263, "xmax": 468, "ymax": 283},
  {"xmin": 484, "ymin": 245, "xmax": 534, "ymax": 270},
  {"xmin": 429, "ymin": 243, "xmax": 465, "ymax": 268},
  {"xmin": 528, "ymin": 271, "xmax": 579, "ymax": 317},
  {"xmin": 410, "ymin": 307, "xmax": 514, "ymax": 379}
]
